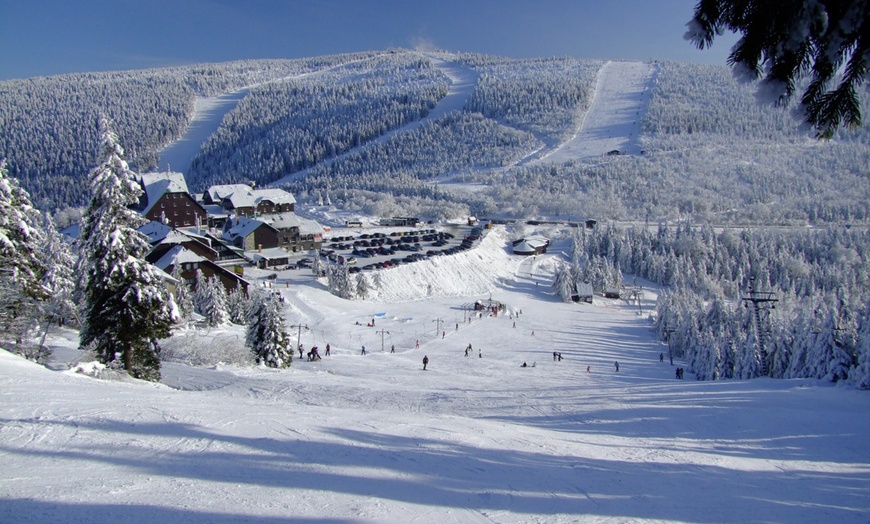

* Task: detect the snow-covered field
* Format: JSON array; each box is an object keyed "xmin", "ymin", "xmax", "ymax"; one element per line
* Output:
[{"xmin": 2, "ymin": 226, "xmax": 868, "ymax": 523}]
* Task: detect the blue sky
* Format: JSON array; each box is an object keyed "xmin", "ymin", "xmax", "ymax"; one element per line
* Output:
[{"xmin": 0, "ymin": 0, "xmax": 739, "ymax": 80}]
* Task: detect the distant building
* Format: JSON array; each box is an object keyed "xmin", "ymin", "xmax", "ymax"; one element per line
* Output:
[
  {"xmin": 154, "ymin": 245, "xmax": 250, "ymax": 294},
  {"xmin": 511, "ymin": 235, "xmax": 550, "ymax": 255},
  {"xmin": 379, "ymin": 217, "xmax": 421, "ymax": 227},
  {"xmin": 203, "ymin": 184, "xmax": 296, "ymax": 217},
  {"xmin": 261, "ymin": 213, "xmax": 324, "ymax": 253},
  {"xmin": 137, "ymin": 171, "xmax": 207, "ymax": 229},
  {"xmin": 572, "ymin": 282, "xmax": 594, "ymax": 303},
  {"xmin": 222, "ymin": 216, "xmax": 280, "ymax": 252}
]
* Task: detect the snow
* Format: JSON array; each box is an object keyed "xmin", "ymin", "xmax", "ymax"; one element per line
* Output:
[
  {"xmin": 2, "ymin": 225, "xmax": 868, "ymax": 523},
  {"xmin": 537, "ymin": 61, "xmax": 657, "ymax": 163},
  {"xmin": 157, "ymin": 90, "xmax": 251, "ymax": 175}
]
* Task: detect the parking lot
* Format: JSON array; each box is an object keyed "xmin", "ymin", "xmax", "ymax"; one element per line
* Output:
[{"xmin": 319, "ymin": 224, "xmax": 484, "ymax": 273}]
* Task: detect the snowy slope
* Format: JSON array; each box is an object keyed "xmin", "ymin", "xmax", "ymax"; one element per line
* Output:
[
  {"xmin": 156, "ymin": 89, "xmax": 250, "ymax": 174},
  {"xmin": 2, "ymin": 225, "xmax": 868, "ymax": 523},
  {"xmin": 536, "ymin": 60, "xmax": 656, "ymax": 163}
]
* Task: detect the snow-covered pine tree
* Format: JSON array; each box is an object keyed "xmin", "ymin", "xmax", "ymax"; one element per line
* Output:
[
  {"xmin": 246, "ymin": 292, "xmax": 292, "ymax": 368},
  {"xmin": 311, "ymin": 249, "xmax": 324, "ymax": 277},
  {"xmin": 170, "ymin": 265, "xmax": 194, "ymax": 322},
  {"xmin": 327, "ymin": 262, "xmax": 354, "ymax": 299},
  {"xmin": 195, "ymin": 274, "xmax": 228, "ymax": 326},
  {"xmin": 0, "ymin": 159, "xmax": 49, "ymax": 356},
  {"xmin": 355, "ymin": 272, "xmax": 369, "ymax": 299},
  {"xmin": 553, "ymin": 262, "xmax": 575, "ymax": 303},
  {"xmin": 39, "ymin": 212, "xmax": 78, "ymax": 327},
  {"xmin": 226, "ymin": 285, "xmax": 251, "ymax": 325},
  {"xmin": 78, "ymin": 119, "xmax": 173, "ymax": 381},
  {"xmin": 854, "ymin": 301, "xmax": 870, "ymax": 389}
]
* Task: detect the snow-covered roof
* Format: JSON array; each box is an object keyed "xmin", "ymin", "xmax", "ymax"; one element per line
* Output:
[
  {"xmin": 139, "ymin": 172, "xmax": 191, "ymax": 214},
  {"xmin": 207, "ymin": 184, "xmax": 296, "ymax": 210},
  {"xmin": 139, "ymin": 221, "xmax": 172, "ymax": 244},
  {"xmin": 298, "ymin": 216, "xmax": 324, "ymax": 236},
  {"xmin": 512, "ymin": 241, "xmax": 536, "ymax": 255},
  {"xmin": 262, "ymin": 213, "xmax": 303, "ymax": 230},
  {"xmin": 260, "ymin": 213, "xmax": 324, "ymax": 236},
  {"xmin": 249, "ymin": 247, "xmax": 290, "ymax": 261},
  {"xmin": 153, "ymin": 245, "xmax": 204, "ymax": 272},
  {"xmin": 222, "ymin": 216, "xmax": 274, "ymax": 242},
  {"xmin": 206, "ymin": 184, "xmax": 252, "ymax": 204},
  {"xmin": 575, "ymin": 282, "xmax": 594, "ymax": 296},
  {"xmin": 524, "ymin": 235, "xmax": 549, "ymax": 248}
]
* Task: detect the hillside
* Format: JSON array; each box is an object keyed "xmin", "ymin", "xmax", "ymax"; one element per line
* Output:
[
  {"xmin": 2, "ymin": 225, "xmax": 868, "ymax": 523},
  {"xmin": 1, "ymin": 49, "xmax": 866, "ymax": 226}
]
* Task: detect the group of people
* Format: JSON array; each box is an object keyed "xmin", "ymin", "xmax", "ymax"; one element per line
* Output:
[
  {"xmin": 298, "ymin": 343, "xmax": 330, "ymax": 360},
  {"xmin": 675, "ymin": 367, "xmax": 684, "ymax": 379}
]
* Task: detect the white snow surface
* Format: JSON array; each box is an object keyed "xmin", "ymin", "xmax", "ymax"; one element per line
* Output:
[
  {"xmin": 157, "ymin": 90, "xmax": 250, "ymax": 175},
  {"xmin": 536, "ymin": 60, "xmax": 657, "ymax": 163},
  {"xmin": 2, "ymin": 226, "xmax": 869, "ymax": 523}
]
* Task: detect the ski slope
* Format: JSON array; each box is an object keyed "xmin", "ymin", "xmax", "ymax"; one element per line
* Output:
[
  {"xmin": 537, "ymin": 60, "xmax": 656, "ymax": 164},
  {"xmin": 2, "ymin": 225, "xmax": 868, "ymax": 523}
]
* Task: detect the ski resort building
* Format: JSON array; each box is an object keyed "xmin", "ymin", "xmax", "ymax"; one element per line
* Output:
[
  {"xmin": 511, "ymin": 236, "xmax": 550, "ymax": 255},
  {"xmin": 137, "ymin": 171, "xmax": 208, "ymax": 229},
  {"xmin": 203, "ymin": 184, "xmax": 296, "ymax": 217}
]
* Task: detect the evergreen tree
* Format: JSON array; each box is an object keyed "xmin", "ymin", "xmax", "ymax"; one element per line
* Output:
[
  {"xmin": 854, "ymin": 301, "xmax": 870, "ymax": 389},
  {"xmin": 0, "ymin": 159, "xmax": 48, "ymax": 348},
  {"xmin": 78, "ymin": 119, "xmax": 172, "ymax": 381},
  {"xmin": 194, "ymin": 273, "xmax": 228, "ymax": 326},
  {"xmin": 686, "ymin": 0, "xmax": 869, "ymax": 137},
  {"xmin": 226, "ymin": 286, "xmax": 251, "ymax": 325},
  {"xmin": 327, "ymin": 262, "xmax": 354, "ymax": 299},
  {"xmin": 311, "ymin": 249, "xmax": 324, "ymax": 277},
  {"xmin": 170, "ymin": 265, "xmax": 194, "ymax": 322},
  {"xmin": 246, "ymin": 292, "xmax": 292, "ymax": 368},
  {"xmin": 355, "ymin": 272, "xmax": 370, "ymax": 299},
  {"xmin": 553, "ymin": 262, "xmax": 575, "ymax": 303}
]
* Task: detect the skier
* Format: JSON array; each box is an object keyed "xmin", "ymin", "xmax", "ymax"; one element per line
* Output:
[
  {"xmin": 553, "ymin": 351, "xmax": 557, "ymax": 361},
  {"xmin": 557, "ymin": 352, "xmax": 563, "ymax": 361},
  {"xmin": 614, "ymin": 361, "xmax": 619, "ymax": 372},
  {"xmin": 361, "ymin": 345, "xmax": 366, "ymax": 355},
  {"xmin": 660, "ymin": 353, "xmax": 664, "ymax": 362},
  {"xmin": 415, "ymin": 340, "xmax": 420, "ymax": 349},
  {"xmin": 521, "ymin": 362, "xmax": 528, "ymax": 367},
  {"xmin": 676, "ymin": 367, "xmax": 680, "ymax": 380},
  {"xmin": 586, "ymin": 366, "xmax": 591, "ymax": 373},
  {"xmin": 390, "ymin": 344, "xmax": 395, "ymax": 354},
  {"xmin": 422, "ymin": 355, "xmax": 429, "ymax": 370},
  {"xmin": 325, "ymin": 343, "xmax": 331, "ymax": 356},
  {"xmin": 298, "ymin": 344, "xmax": 304, "ymax": 359}
]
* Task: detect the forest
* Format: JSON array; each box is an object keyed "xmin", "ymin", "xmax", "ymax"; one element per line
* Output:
[
  {"xmin": 0, "ymin": 52, "xmax": 378, "ymax": 210},
  {"xmin": 571, "ymin": 222, "xmax": 869, "ymax": 386},
  {"xmin": 1, "ymin": 49, "xmax": 868, "ymax": 386}
]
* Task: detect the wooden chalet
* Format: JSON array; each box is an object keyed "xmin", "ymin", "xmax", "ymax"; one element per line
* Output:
[{"xmin": 137, "ymin": 171, "xmax": 207, "ymax": 229}]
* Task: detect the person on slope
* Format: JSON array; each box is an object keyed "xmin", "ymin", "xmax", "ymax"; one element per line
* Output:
[{"xmin": 423, "ymin": 355, "xmax": 429, "ymax": 370}]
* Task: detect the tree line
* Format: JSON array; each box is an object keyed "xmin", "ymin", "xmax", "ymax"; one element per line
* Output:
[{"xmin": 576, "ymin": 221, "xmax": 870, "ymax": 388}]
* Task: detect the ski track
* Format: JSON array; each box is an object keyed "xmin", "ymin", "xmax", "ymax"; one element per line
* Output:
[{"xmin": 535, "ymin": 60, "xmax": 657, "ymax": 164}]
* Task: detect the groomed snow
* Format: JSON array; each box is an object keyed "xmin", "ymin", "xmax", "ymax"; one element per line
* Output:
[
  {"xmin": 2, "ymin": 226, "xmax": 868, "ymax": 523},
  {"xmin": 537, "ymin": 60, "xmax": 656, "ymax": 163}
]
